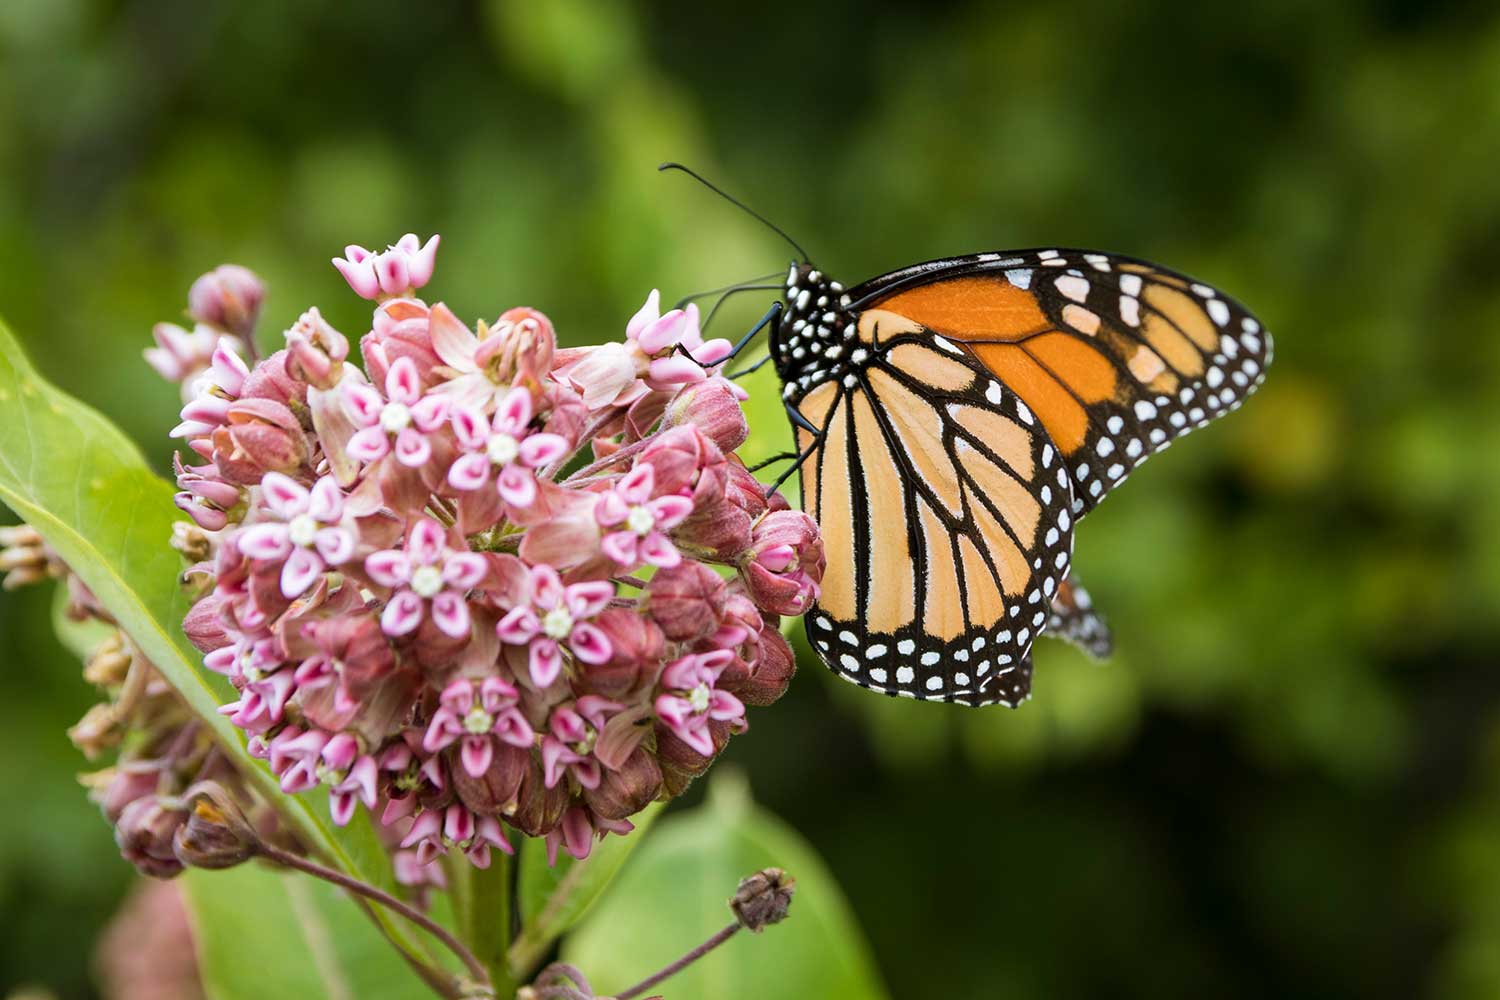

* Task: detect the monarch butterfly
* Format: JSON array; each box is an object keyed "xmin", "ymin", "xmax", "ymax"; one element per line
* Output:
[{"xmin": 664, "ymin": 166, "xmax": 1272, "ymax": 708}]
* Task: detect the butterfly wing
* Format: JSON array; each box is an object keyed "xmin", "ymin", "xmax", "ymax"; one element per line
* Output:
[
  {"xmin": 794, "ymin": 334, "xmax": 1074, "ymax": 707},
  {"xmin": 847, "ymin": 248, "xmax": 1272, "ymax": 518},
  {"xmin": 1046, "ymin": 576, "xmax": 1112, "ymax": 659}
]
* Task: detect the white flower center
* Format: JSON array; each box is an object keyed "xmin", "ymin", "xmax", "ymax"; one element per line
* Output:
[
  {"xmin": 410, "ymin": 564, "xmax": 444, "ymax": 598},
  {"xmin": 380, "ymin": 401, "xmax": 412, "ymax": 433},
  {"xmin": 688, "ymin": 682, "xmax": 712, "ymax": 714},
  {"xmin": 463, "ymin": 707, "xmax": 494, "ymax": 735},
  {"xmin": 486, "ymin": 433, "xmax": 520, "ymax": 467},
  {"xmin": 542, "ymin": 606, "xmax": 574, "ymax": 640},
  {"xmin": 288, "ymin": 513, "xmax": 319, "ymax": 547},
  {"xmin": 626, "ymin": 505, "xmax": 655, "ymax": 536}
]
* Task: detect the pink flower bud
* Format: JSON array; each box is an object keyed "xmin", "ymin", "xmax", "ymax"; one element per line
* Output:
[
  {"xmin": 475, "ymin": 306, "xmax": 556, "ymax": 386},
  {"xmin": 734, "ymin": 623, "xmax": 796, "ymax": 707},
  {"xmin": 655, "ymin": 719, "xmax": 732, "ymax": 797},
  {"xmin": 646, "ymin": 562, "xmax": 725, "ymax": 643},
  {"xmin": 239, "ymin": 349, "xmax": 308, "ymax": 407},
  {"xmin": 508, "ymin": 757, "xmax": 570, "ymax": 838},
  {"xmin": 662, "ymin": 379, "xmax": 750, "ymax": 452},
  {"xmin": 450, "ymin": 743, "xmax": 529, "ymax": 816},
  {"xmin": 738, "ymin": 511, "xmax": 824, "ymax": 616},
  {"xmin": 583, "ymin": 746, "xmax": 662, "ymax": 821},
  {"xmin": 285, "ymin": 307, "xmax": 349, "ymax": 390},
  {"xmin": 578, "ymin": 608, "xmax": 665, "ymax": 699},
  {"xmin": 115, "ymin": 796, "xmax": 189, "ymax": 879},
  {"xmin": 362, "ymin": 299, "xmax": 442, "ymax": 388},
  {"xmin": 333, "ymin": 235, "xmax": 440, "ymax": 300},
  {"xmin": 183, "ymin": 595, "xmax": 231, "ymax": 653},
  {"xmin": 212, "ymin": 398, "xmax": 308, "ymax": 485},
  {"xmin": 189, "ymin": 265, "xmax": 265, "ymax": 340}
]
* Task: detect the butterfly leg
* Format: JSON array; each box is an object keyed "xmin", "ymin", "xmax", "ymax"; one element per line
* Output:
[
  {"xmin": 674, "ymin": 301, "xmax": 782, "ymax": 367},
  {"xmin": 726, "ymin": 353, "xmax": 773, "ymax": 379},
  {"xmin": 764, "ymin": 403, "xmax": 822, "ymax": 497},
  {"xmin": 746, "ymin": 450, "xmax": 797, "ymax": 473}
]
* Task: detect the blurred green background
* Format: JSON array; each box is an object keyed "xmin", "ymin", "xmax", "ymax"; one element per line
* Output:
[{"xmin": 4, "ymin": 0, "xmax": 1500, "ymax": 996}]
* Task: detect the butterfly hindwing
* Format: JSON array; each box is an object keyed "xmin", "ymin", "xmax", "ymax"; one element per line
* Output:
[
  {"xmin": 795, "ymin": 334, "xmax": 1074, "ymax": 707},
  {"xmin": 850, "ymin": 249, "xmax": 1272, "ymax": 518}
]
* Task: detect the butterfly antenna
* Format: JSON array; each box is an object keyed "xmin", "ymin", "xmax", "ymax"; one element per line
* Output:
[
  {"xmin": 658, "ymin": 162, "xmax": 811, "ymax": 262},
  {"xmin": 672, "ymin": 271, "xmax": 784, "ymax": 310}
]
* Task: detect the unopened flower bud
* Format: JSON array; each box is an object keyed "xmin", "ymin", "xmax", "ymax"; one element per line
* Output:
[
  {"xmin": 731, "ymin": 868, "xmax": 795, "ymax": 931},
  {"xmin": 508, "ymin": 758, "xmax": 569, "ymax": 838},
  {"xmin": 212, "ymin": 397, "xmax": 308, "ymax": 484},
  {"xmin": 90, "ymin": 761, "xmax": 163, "ymax": 823},
  {"xmin": 476, "ymin": 307, "xmax": 556, "ymax": 386},
  {"xmin": 69, "ymin": 703, "xmax": 121, "ymax": 759},
  {"xmin": 285, "ymin": 307, "xmax": 350, "ymax": 390},
  {"xmin": 583, "ymin": 745, "xmax": 662, "ymax": 821},
  {"xmin": 170, "ymin": 520, "xmax": 213, "ymax": 563},
  {"xmin": 735, "ymin": 624, "xmax": 796, "ymax": 707},
  {"xmin": 116, "ymin": 796, "xmax": 189, "ymax": 879},
  {"xmin": 333, "ymin": 235, "xmax": 440, "ymax": 301},
  {"xmin": 646, "ymin": 562, "xmax": 725, "ymax": 643},
  {"xmin": 662, "ymin": 379, "xmax": 750, "ymax": 452},
  {"xmin": 189, "ymin": 265, "xmax": 265, "ymax": 340},
  {"xmin": 451, "ymin": 743, "xmax": 529, "ymax": 816},
  {"xmin": 0, "ymin": 524, "xmax": 61, "ymax": 589},
  {"xmin": 84, "ymin": 632, "xmax": 135, "ymax": 687},
  {"xmin": 239, "ymin": 349, "xmax": 308, "ymax": 406},
  {"xmin": 172, "ymin": 782, "xmax": 259, "ymax": 870}
]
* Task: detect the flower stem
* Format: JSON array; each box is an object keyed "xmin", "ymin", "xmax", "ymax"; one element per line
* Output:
[
  {"xmin": 258, "ymin": 841, "xmax": 492, "ymax": 989},
  {"xmin": 614, "ymin": 921, "xmax": 741, "ymax": 1000},
  {"xmin": 465, "ymin": 848, "xmax": 516, "ymax": 997}
]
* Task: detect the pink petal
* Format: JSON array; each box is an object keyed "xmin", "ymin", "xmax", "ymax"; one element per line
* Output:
[
  {"xmin": 408, "ymin": 234, "xmax": 440, "ymax": 288},
  {"xmin": 422, "ymin": 714, "xmax": 458, "ymax": 754},
  {"xmin": 346, "ymin": 425, "xmax": 391, "ymax": 463},
  {"xmin": 341, "ymin": 383, "xmax": 385, "ymax": 426},
  {"xmin": 529, "ymin": 639, "xmax": 562, "ymax": 688},
  {"xmin": 443, "ymin": 805, "xmax": 474, "ymax": 845},
  {"xmin": 450, "ymin": 405, "xmax": 490, "ymax": 450},
  {"xmin": 496, "ymin": 466, "xmax": 537, "ymax": 507},
  {"xmin": 640, "ymin": 532, "xmax": 680, "ymax": 568},
  {"xmin": 405, "ymin": 518, "xmax": 445, "ymax": 565},
  {"xmin": 365, "ymin": 549, "xmax": 412, "ymax": 588},
  {"xmin": 376, "ymin": 252, "xmax": 410, "ymax": 297},
  {"xmin": 519, "ymin": 432, "xmax": 569, "ymax": 468},
  {"xmin": 440, "ymin": 678, "xmax": 474, "ymax": 714},
  {"xmin": 443, "ymin": 552, "xmax": 488, "ymax": 589},
  {"xmin": 429, "ymin": 303, "xmax": 479, "ymax": 373},
  {"xmin": 540, "ymin": 738, "xmax": 571, "ymax": 789},
  {"xmin": 636, "ymin": 308, "xmax": 689, "ymax": 355},
  {"xmin": 709, "ymin": 689, "xmax": 746, "ymax": 722},
  {"xmin": 564, "ymin": 580, "xmax": 615, "ymax": 618},
  {"xmin": 649, "ymin": 494, "xmax": 694, "ymax": 529},
  {"xmin": 647, "ymin": 355, "xmax": 706, "ymax": 386},
  {"xmin": 618, "ymin": 463, "xmax": 654, "ymax": 503},
  {"xmin": 594, "ymin": 490, "xmax": 628, "ymax": 527},
  {"xmin": 693, "ymin": 337, "xmax": 734, "ymax": 365},
  {"xmin": 280, "ymin": 547, "xmax": 324, "ymax": 597},
  {"xmin": 448, "ymin": 452, "xmax": 492, "ymax": 491},
  {"xmin": 410, "ymin": 394, "xmax": 451, "ymax": 432},
  {"xmin": 260, "ymin": 472, "xmax": 309, "ymax": 518},
  {"xmin": 238, "ymin": 523, "xmax": 292, "ymax": 561},
  {"xmin": 528, "ymin": 564, "xmax": 565, "ymax": 608},
  {"xmin": 625, "ymin": 289, "xmax": 661, "ymax": 341},
  {"xmin": 393, "ymin": 427, "xmax": 431, "ymax": 467},
  {"xmin": 493, "ymin": 388, "xmax": 532, "ymax": 434},
  {"xmin": 333, "ymin": 255, "xmax": 381, "ymax": 299},
  {"xmin": 568, "ymin": 622, "xmax": 613, "ymax": 665},
  {"xmin": 314, "ymin": 527, "xmax": 355, "ymax": 565},
  {"xmin": 479, "ymin": 676, "xmax": 518, "ymax": 707},
  {"xmin": 431, "ymin": 592, "xmax": 471, "ymax": 639},
  {"xmin": 381, "ymin": 590, "xmax": 424, "ymax": 636},
  {"xmin": 496, "ymin": 606, "xmax": 540, "ymax": 644},
  {"xmin": 461, "ymin": 735, "xmax": 493, "ymax": 778},
  {"xmin": 494, "ymin": 708, "xmax": 534, "ymax": 748},
  {"xmin": 600, "ymin": 531, "xmax": 638, "ymax": 566}
]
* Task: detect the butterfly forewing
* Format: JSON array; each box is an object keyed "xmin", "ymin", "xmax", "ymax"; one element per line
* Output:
[
  {"xmin": 795, "ymin": 332, "xmax": 1074, "ymax": 707},
  {"xmin": 852, "ymin": 249, "xmax": 1273, "ymax": 518}
]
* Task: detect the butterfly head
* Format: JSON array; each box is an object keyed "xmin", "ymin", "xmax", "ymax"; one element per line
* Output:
[{"xmin": 774, "ymin": 263, "xmax": 856, "ymax": 394}]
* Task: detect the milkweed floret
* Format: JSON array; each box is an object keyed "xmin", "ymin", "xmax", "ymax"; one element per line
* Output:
[{"xmin": 156, "ymin": 237, "xmax": 822, "ymax": 873}]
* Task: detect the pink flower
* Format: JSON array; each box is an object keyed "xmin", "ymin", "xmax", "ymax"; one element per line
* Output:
[
  {"xmin": 626, "ymin": 291, "xmax": 733, "ymax": 390},
  {"xmin": 235, "ymin": 474, "xmax": 356, "ymax": 599},
  {"xmin": 365, "ymin": 518, "xmax": 487, "ymax": 638},
  {"xmin": 422, "ymin": 677, "xmax": 533, "ymax": 778},
  {"xmin": 496, "ymin": 565, "xmax": 614, "ymax": 688},
  {"xmin": 540, "ymin": 696, "xmax": 620, "ymax": 790},
  {"xmin": 146, "ymin": 322, "xmax": 243, "ymax": 400},
  {"xmin": 447, "ymin": 392, "xmax": 569, "ymax": 507},
  {"xmin": 189, "ymin": 264, "xmax": 265, "ymax": 339},
  {"xmin": 333, "ymin": 234, "xmax": 440, "ymax": 300},
  {"xmin": 740, "ymin": 511, "xmax": 825, "ymax": 615},
  {"xmin": 654, "ymin": 650, "xmax": 746, "ymax": 757},
  {"xmin": 343, "ymin": 357, "xmax": 450, "ymax": 468},
  {"xmin": 171, "ymin": 342, "xmax": 250, "ymax": 442},
  {"xmin": 401, "ymin": 804, "xmax": 512, "ymax": 868},
  {"xmin": 320, "ymin": 733, "xmax": 380, "ymax": 826},
  {"xmin": 545, "ymin": 805, "xmax": 632, "ymax": 865},
  {"xmin": 595, "ymin": 465, "xmax": 693, "ymax": 569}
]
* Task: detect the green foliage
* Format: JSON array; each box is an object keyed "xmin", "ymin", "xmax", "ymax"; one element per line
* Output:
[
  {"xmin": 182, "ymin": 864, "xmax": 431, "ymax": 1000},
  {"xmin": 564, "ymin": 775, "xmax": 888, "ymax": 1000},
  {"xmin": 511, "ymin": 802, "xmax": 664, "ymax": 976}
]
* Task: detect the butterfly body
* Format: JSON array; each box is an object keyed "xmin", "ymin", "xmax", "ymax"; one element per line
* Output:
[{"xmin": 769, "ymin": 249, "xmax": 1271, "ymax": 707}]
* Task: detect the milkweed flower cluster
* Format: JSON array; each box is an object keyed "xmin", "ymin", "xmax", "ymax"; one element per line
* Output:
[{"xmin": 156, "ymin": 236, "xmax": 821, "ymax": 873}]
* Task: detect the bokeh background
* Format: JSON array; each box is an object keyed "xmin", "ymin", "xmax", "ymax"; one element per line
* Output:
[{"xmin": 4, "ymin": 0, "xmax": 1500, "ymax": 996}]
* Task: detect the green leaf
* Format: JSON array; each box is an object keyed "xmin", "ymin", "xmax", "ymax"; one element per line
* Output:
[
  {"xmin": 563, "ymin": 776, "xmax": 888, "ymax": 999},
  {"xmin": 509, "ymin": 801, "xmax": 664, "ymax": 977},
  {"xmin": 182, "ymin": 863, "xmax": 433, "ymax": 1000},
  {"xmin": 0, "ymin": 317, "xmax": 433, "ymax": 962}
]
